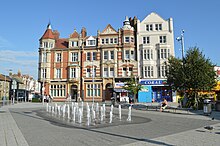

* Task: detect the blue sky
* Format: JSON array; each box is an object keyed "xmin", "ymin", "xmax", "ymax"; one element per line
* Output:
[{"xmin": 0, "ymin": 0, "xmax": 219, "ymax": 79}]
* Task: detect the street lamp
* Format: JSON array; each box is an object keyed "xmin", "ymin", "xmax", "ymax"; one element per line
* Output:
[
  {"xmin": 3, "ymin": 69, "xmax": 12, "ymax": 105},
  {"xmin": 176, "ymin": 29, "xmax": 185, "ymax": 60},
  {"xmin": 176, "ymin": 29, "xmax": 185, "ymax": 105},
  {"xmin": 42, "ymin": 47, "xmax": 46, "ymax": 104},
  {"xmin": 92, "ymin": 60, "xmax": 94, "ymax": 105}
]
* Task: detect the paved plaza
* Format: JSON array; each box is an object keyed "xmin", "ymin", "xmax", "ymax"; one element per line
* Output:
[{"xmin": 0, "ymin": 102, "xmax": 220, "ymax": 146}]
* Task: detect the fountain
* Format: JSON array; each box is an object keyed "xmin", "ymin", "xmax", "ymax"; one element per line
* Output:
[
  {"xmin": 127, "ymin": 105, "xmax": 132, "ymax": 122},
  {"xmin": 44, "ymin": 101, "xmax": 140, "ymax": 129},
  {"xmin": 119, "ymin": 104, "xmax": 121, "ymax": 121}
]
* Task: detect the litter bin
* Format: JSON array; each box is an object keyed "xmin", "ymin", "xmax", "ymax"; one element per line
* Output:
[{"xmin": 203, "ymin": 99, "xmax": 212, "ymax": 115}]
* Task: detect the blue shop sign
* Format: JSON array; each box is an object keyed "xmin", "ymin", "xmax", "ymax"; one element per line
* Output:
[{"xmin": 140, "ymin": 80, "xmax": 167, "ymax": 85}]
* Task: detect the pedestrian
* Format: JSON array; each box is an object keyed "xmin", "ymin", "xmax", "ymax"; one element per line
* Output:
[{"xmin": 160, "ymin": 98, "xmax": 168, "ymax": 112}]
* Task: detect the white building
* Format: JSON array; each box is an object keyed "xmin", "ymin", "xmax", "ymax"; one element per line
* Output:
[{"xmin": 137, "ymin": 12, "xmax": 175, "ymax": 102}]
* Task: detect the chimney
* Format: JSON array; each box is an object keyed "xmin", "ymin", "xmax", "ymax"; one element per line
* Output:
[
  {"xmin": 53, "ymin": 30, "xmax": 60, "ymax": 39},
  {"xmin": 81, "ymin": 27, "xmax": 87, "ymax": 38}
]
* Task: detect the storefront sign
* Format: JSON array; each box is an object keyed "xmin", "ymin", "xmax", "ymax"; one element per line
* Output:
[
  {"xmin": 115, "ymin": 82, "xmax": 125, "ymax": 88},
  {"xmin": 139, "ymin": 80, "xmax": 167, "ymax": 85}
]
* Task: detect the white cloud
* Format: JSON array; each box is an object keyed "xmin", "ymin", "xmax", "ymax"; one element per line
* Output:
[
  {"xmin": 0, "ymin": 49, "xmax": 38, "ymax": 79},
  {"xmin": 0, "ymin": 36, "xmax": 14, "ymax": 49}
]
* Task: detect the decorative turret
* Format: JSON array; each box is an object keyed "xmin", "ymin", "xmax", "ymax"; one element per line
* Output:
[
  {"xmin": 40, "ymin": 23, "xmax": 55, "ymax": 40},
  {"xmin": 122, "ymin": 16, "xmax": 134, "ymax": 31}
]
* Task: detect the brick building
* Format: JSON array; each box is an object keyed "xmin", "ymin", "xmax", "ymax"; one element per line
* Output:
[{"xmin": 38, "ymin": 12, "xmax": 175, "ymax": 102}]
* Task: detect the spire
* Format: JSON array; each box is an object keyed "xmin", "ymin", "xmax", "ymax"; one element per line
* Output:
[{"xmin": 47, "ymin": 22, "xmax": 52, "ymax": 30}]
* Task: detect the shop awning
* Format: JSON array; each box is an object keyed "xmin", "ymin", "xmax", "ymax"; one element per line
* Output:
[{"xmin": 114, "ymin": 88, "xmax": 129, "ymax": 93}]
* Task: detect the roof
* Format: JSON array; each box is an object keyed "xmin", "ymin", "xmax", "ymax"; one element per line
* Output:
[
  {"xmin": 0, "ymin": 74, "xmax": 11, "ymax": 82},
  {"xmin": 55, "ymin": 39, "xmax": 68, "ymax": 49},
  {"xmin": 101, "ymin": 24, "xmax": 118, "ymax": 34},
  {"xmin": 40, "ymin": 29, "xmax": 55, "ymax": 40},
  {"xmin": 70, "ymin": 31, "xmax": 79, "ymax": 38}
]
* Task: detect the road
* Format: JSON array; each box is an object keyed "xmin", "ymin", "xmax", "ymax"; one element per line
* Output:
[{"xmin": 8, "ymin": 103, "xmax": 220, "ymax": 146}]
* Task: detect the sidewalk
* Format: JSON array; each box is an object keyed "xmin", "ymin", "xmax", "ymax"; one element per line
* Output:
[
  {"xmin": 0, "ymin": 102, "xmax": 45, "ymax": 146},
  {"xmin": 0, "ymin": 106, "xmax": 29, "ymax": 146}
]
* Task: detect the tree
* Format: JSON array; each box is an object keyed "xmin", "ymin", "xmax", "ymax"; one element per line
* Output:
[
  {"xmin": 123, "ymin": 75, "xmax": 142, "ymax": 103},
  {"xmin": 166, "ymin": 47, "xmax": 217, "ymax": 109}
]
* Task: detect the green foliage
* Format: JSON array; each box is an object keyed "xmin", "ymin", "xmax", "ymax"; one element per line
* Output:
[
  {"xmin": 166, "ymin": 47, "xmax": 217, "ymax": 109},
  {"xmin": 123, "ymin": 75, "xmax": 142, "ymax": 102},
  {"xmin": 166, "ymin": 47, "xmax": 217, "ymax": 92}
]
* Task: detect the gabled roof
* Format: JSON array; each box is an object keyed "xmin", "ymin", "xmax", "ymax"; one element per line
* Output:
[
  {"xmin": 101, "ymin": 24, "xmax": 118, "ymax": 34},
  {"xmin": 70, "ymin": 30, "xmax": 79, "ymax": 38},
  {"xmin": 85, "ymin": 36, "xmax": 97, "ymax": 40},
  {"xmin": 141, "ymin": 12, "xmax": 166, "ymax": 23}
]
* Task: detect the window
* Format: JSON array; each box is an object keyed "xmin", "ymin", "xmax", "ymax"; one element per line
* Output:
[
  {"xmin": 146, "ymin": 24, "xmax": 153, "ymax": 31},
  {"xmin": 159, "ymin": 24, "xmax": 162, "ymax": 30},
  {"xmin": 122, "ymin": 68, "xmax": 126, "ymax": 77},
  {"xmin": 158, "ymin": 66, "xmax": 167, "ymax": 77},
  {"xmin": 110, "ymin": 51, "xmax": 114, "ymax": 60},
  {"xmin": 104, "ymin": 51, "xmax": 108, "ymax": 60},
  {"xmin": 86, "ymin": 68, "xmax": 91, "ymax": 77},
  {"xmin": 86, "ymin": 84, "xmax": 101, "ymax": 97},
  {"xmin": 71, "ymin": 52, "xmax": 78, "ymax": 62},
  {"xmin": 42, "ymin": 69, "xmax": 46, "ymax": 78},
  {"xmin": 147, "ymin": 50, "xmax": 150, "ymax": 60},
  {"xmin": 143, "ymin": 37, "xmax": 146, "ymax": 44},
  {"xmin": 42, "ymin": 52, "xmax": 47, "ymax": 62},
  {"xmin": 102, "ymin": 39, "xmax": 104, "ymax": 44},
  {"xmin": 56, "ymin": 53, "xmax": 61, "ymax": 62},
  {"xmin": 56, "ymin": 68, "xmax": 61, "ymax": 78},
  {"xmin": 110, "ymin": 38, "xmax": 113, "ymax": 44},
  {"xmin": 50, "ymin": 84, "xmax": 66, "ymax": 97},
  {"xmin": 110, "ymin": 67, "xmax": 114, "ymax": 77},
  {"xmin": 131, "ymin": 37, "xmax": 134, "ymax": 42},
  {"xmin": 87, "ymin": 52, "xmax": 91, "ymax": 61},
  {"xmin": 128, "ymin": 67, "xmax": 133, "ymax": 76},
  {"xmin": 143, "ymin": 49, "xmax": 153, "ymax": 60},
  {"xmin": 104, "ymin": 68, "xmax": 108, "ymax": 77},
  {"xmin": 114, "ymin": 38, "xmax": 118, "ymax": 44},
  {"xmin": 125, "ymin": 37, "xmax": 130, "ymax": 43},
  {"xmin": 92, "ymin": 52, "xmax": 97, "ymax": 61},
  {"xmin": 158, "ymin": 48, "xmax": 170, "ymax": 59},
  {"xmin": 144, "ymin": 66, "xmax": 154, "ymax": 77},
  {"xmin": 125, "ymin": 50, "xmax": 130, "ymax": 59},
  {"xmin": 72, "ymin": 41, "xmax": 78, "ymax": 47},
  {"xmin": 143, "ymin": 37, "xmax": 150, "ymax": 44},
  {"xmin": 159, "ymin": 36, "xmax": 167, "ymax": 43},
  {"xmin": 131, "ymin": 50, "xmax": 134, "ymax": 60},
  {"xmin": 155, "ymin": 24, "xmax": 162, "ymax": 31},
  {"xmin": 105, "ymin": 38, "xmax": 109, "ymax": 44},
  {"xmin": 88, "ymin": 40, "xmax": 96, "ymax": 46},
  {"xmin": 70, "ymin": 68, "xmax": 77, "ymax": 78}
]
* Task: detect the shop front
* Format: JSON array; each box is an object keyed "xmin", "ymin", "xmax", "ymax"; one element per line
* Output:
[
  {"xmin": 139, "ymin": 79, "xmax": 173, "ymax": 103},
  {"xmin": 113, "ymin": 82, "xmax": 130, "ymax": 103}
]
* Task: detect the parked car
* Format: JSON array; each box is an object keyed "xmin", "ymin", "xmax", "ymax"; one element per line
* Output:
[{"xmin": 32, "ymin": 93, "xmax": 42, "ymax": 102}]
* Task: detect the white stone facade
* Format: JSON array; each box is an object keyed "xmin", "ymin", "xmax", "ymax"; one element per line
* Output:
[{"xmin": 137, "ymin": 12, "xmax": 175, "ymax": 79}]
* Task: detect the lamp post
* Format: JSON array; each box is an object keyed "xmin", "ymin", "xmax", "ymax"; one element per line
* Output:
[
  {"xmin": 3, "ymin": 69, "xmax": 12, "ymax": 105},
  {"xmin": 176, "ymin": 29, "xmax": 185, "ymax": 105},
  {"xmin": 92, "ymin": 60, "xmax": 94, "ymax": 105},
  {"xmin": 42, "ymin": 47, "xmax": 46, "ymax": 104},
  {"xmin": 176, "ymin": 29, "xmax": 185, "ymax": 60}
]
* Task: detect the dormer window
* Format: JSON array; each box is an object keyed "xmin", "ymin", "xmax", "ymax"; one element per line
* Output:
[
  {"xmin": 86, "ymin": 36, "xmax": 96, "ymax": 46},
  {"xmin": 88, "ymin": 40, "xmax": 96, "ymax": 46},
  {"xmin": 72, "ymin": 41, "xmax": 78, "ymax": 47}
]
